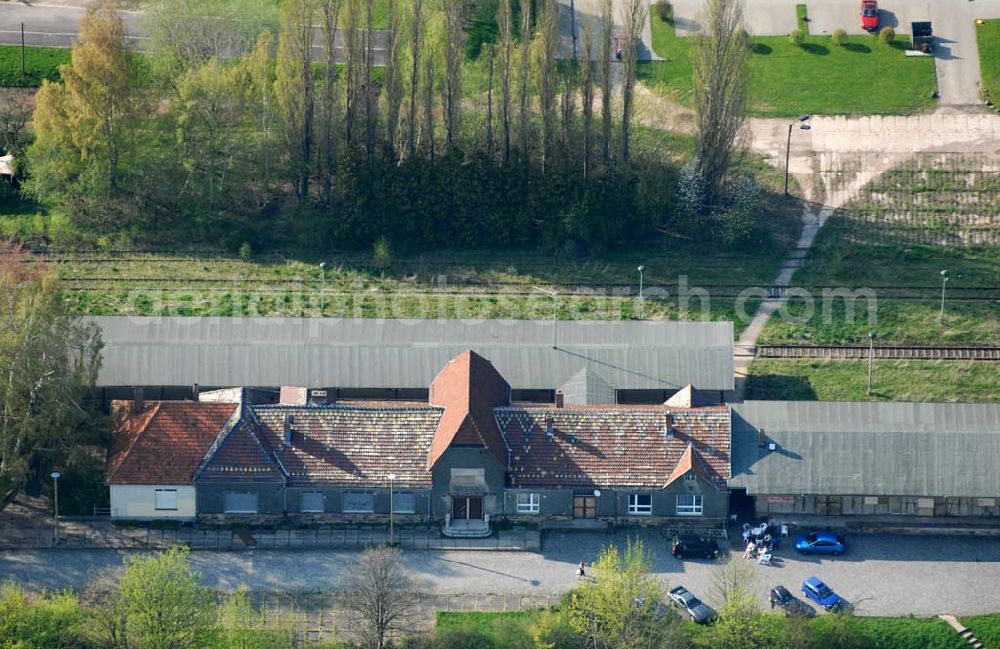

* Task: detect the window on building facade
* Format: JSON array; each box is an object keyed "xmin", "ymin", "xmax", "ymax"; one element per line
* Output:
[
  {"xmin": 300, "ymin": 492, "xmax": 325, "ymax": 513},
  {"xmin": 154, "ymin": 489, "xmax": 178, "ymax": 510},
  {"xmin": 676, "ymin": 494, "xmax": 703, "ymax": 516},
  {"xmin": 393, "ymin": 492, "xmax": 416, "ymax": 513},
  {"xmin": 343, "ymin": 491, "xmax": 375, "ymax": 513},
  {"xmin": 224, "ymin": 492, "xmax": 258, "ymax": 514},
  {"xmin": 628, "ymin": 494, "xmax": 652, "ymax": 515},
  {"xmin": 516, "ymin": 492, "xmax": 540, "ymax": 514},
  {"xmin": 684, "ymin": 473, "xmax": 697, "ymax": 481}
]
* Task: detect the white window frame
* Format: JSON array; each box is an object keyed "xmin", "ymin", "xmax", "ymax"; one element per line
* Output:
[
  {"xmin": 342, "ymin": 491, "xmax": 375, "ymax": 513},
  {"xmin": 392, "ymin": 491, "xmax": 416, "ymax": 514},
  {"xmin": 154, "ymin": 488, "xmax": 178, "ymax": 511},
  {"xmin": 627, "ymin": 493, "xmax": 652, "ymax": 515},
  {"xmin": 516, "ymin": 492, "xmax": 540, "ymax": 514},
  {"xmin": 300, "ymin": 491, "xmax": 325, "ymax": 513},
  {"xmin": 676, "ymin": 494, "xmax": 703, "ymax": 516}
]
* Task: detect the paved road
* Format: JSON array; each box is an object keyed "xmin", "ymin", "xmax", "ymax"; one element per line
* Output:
[
  {"xmin": 0, "ymin": 3, "xmax": 388, "ymax": 63},
  {"xmin": 3, "ymin": 530, "xmax": 1000, "ymax": 617}
]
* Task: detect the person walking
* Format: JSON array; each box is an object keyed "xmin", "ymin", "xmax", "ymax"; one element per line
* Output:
[{"xmin": 577, "ymin": 561, "xmax": 586, "ymax": 578}]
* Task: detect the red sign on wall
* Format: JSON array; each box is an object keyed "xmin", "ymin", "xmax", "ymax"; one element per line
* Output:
[{"xmin": 766, "ymin": 495, "xmax": 795, "ymax": 504}]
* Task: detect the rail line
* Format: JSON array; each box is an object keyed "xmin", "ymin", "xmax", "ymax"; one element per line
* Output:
[{"xmin": 756, "ymin": 345, "xmax": 1000, "ymax": 361}]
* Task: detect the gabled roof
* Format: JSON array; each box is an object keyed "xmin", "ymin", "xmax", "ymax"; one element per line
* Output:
[
  {"xmin": 497, "ymin": 405, "xmax": 731, "ymax": 489},
  {"xmin": 248, "ymin": 404, "xmax": 442, "ymax": 487},
  {"xmin": 195, "ymin": 406, "xmax": 285, "ymax": 483},
  {"xmin": 107, "ymin": 401, "xmax": 237, "ymax": 485},
  {"xmin": 664, "ymin": 443, "xmax": 719, "ymax": 489},
  {"xmin": 427, "ymin": 350, "xmax": 511, "ymax": 469},
  {"xmin": 559, "ymin": 367, "xmax": 616, "ymax": 406},
  {"xmin": 665, "ymin": 384, "xmax": 715, "ymax": 408}
]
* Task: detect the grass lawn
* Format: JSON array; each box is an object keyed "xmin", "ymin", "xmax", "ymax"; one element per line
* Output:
[
  {"xmin": 962, "ymin": 615, "xmax": 1000, "ymax": 648},
  {"xmin": 641, "ymin": 16, "xmax": 937, "ymax": 116},
  {"xmin": 0, "ymin": 45, "xmax": 70, "ymax": 87},
  {"xmin": 435, "ymin": 610, "xmax": 542, "ymax": 647},
  {"xmin": 975, "ymin": 19, "xmax": 1000, "ymax": 103},
  {"xmin": 745, "ymin": 359, "xmax": 1000, "ymax": 401}
]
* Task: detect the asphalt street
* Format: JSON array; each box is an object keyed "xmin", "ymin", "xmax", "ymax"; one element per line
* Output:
[{"xmin": 2, "ymin": 530, "xmax": 999, "ymax": 617}]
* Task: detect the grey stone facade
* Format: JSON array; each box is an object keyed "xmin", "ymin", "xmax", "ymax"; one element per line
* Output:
[{"xmin": 430, "ymin": 447, "xmax": 507, "ymax": 518}]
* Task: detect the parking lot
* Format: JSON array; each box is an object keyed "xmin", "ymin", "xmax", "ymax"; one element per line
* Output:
[{"xmin": 1, "ymin": 529, "xmax": 999, "ymax": 616}]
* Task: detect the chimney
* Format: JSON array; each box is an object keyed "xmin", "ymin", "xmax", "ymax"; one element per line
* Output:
[
  {"xmin": 133, "ymin": 387, "xmax": 145, "ymax": 416},
  {"xmin": 280, "ymin": 386, "xmax": 308, "ymax": 405},
  {"xmin": 664, "ymin": 413, "xmax": 674, "ymax": 439},
  {"xmin": 545, "ymin": 414, "xmax": 555, "ymax": 438},
  {"xmin": 283, "ymin": 414, "xmax": 295, "ymax": 446},
  {"xmin": 192, "ymin": 383, "xmax": 200, "ymax": 401},
  {"xmin": 555, "ymin": 390, "xmax": 565, "ymax": 409},
  {"xmin": 757, "ymin": 428, "xmax": 767, "ymax": 447}
]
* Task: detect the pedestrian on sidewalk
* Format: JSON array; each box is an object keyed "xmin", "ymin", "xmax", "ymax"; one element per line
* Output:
[{"xmin": 577, "ymin": 561, "xmax": 586, "ymax": 578}]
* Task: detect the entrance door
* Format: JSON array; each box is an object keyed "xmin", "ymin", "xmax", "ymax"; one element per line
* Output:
[
  {"xmin": 573, "ymin": 495, "xmax": 597, "ymax": 519},
  {"xmin": 451, "ymin": 496, "xmax": 484, "ymax": 520}
]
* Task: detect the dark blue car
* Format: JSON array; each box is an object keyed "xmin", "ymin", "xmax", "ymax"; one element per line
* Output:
[
  {"xmin": 802, "ymin": 577, "xmax": 843, "ymax": 611},
  {"xmin": 795, "ymin": 531, "xmax": 846, "ymax": 555}
]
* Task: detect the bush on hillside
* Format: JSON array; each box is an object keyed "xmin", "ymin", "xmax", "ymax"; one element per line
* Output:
[
  {"xmin": 789, "ymin": 29, "xmax": 805, "ymax": 46},
  {"xmin": 880, "ymin": 27, "xmax": 895, "ymax": 44},
  {"xmin": 832, "ymin": 29, "xmax": 847, "ymax": 46}
]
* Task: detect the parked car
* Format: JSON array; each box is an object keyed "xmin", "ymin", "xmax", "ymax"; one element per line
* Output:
[
  {"xmin": 668, "ymin": 585, "xmax": 717, "ymax": 624},
  {"xmin": 769, "ymin": 585, "xmax": 815, "ymax": 617},
  {"xmin": 795, "ymin": 531, "xmax": 846, "ymax": 555},
  {"xmin": 801, "ymin": 577, "xmax": 843, "ymax": 611},
  {"xmin": 860, "ymin": 0, "xmax": 879, "ymax": 31},
  {"xmin": 672, "ymin": 535, "xmax": 720, "ymax": 560}
]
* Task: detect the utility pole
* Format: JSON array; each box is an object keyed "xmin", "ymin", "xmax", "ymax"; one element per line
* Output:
[
  {"xmin": 319, "ymin": 261, "xmax": 327, "ymax": 316},
  {"xmin": 784, "ymin": 115, "xmax": 811, "ymax": 196},
  {"xmin": 50, "ymin": 472, "xmax": 61, "ymax": 545},
  {"xmin": 387, "ymin": 473, "xmax": 396, "ymax": 545},
  {"xmin": 867, "ymin": 332, "xmax": 875, "ymax": 396},
  {"xmin": 939, "ymin": 269, "xmax": 949, "ymax": 324}
]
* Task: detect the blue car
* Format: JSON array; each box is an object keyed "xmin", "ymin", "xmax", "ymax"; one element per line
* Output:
[
  {"xmin": 795, "ymin": 531, "xmax": 846, "ymax": 555},
  {"xmin": 802, "ymin": 577, "xmax": 843, "ymax": 611}
]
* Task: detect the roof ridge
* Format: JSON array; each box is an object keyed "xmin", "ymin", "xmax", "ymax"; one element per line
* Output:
[
  {"xmin": 106, "ymin": 402, "xmax": 162, "ymax": 484},
  {"xmin": 194, "ymin": 404, "xmax": 246, "ymax": 480}
]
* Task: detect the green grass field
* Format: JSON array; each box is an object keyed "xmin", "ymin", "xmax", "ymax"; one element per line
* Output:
[
  {"xmin": 976, "ymin": 19, "xmax": 1000, "ymax": 103},
  {"xmin": 641, "ymin": 16, "xmax": 937, "ymax": 116},
  {"xmin": 0, "ymin": 45, "xmax": 70, "ymax": 87},
  {"xmin": 962, "ymin": 615, "xmax": 1000, "ymax": 648},
  {"xmin": 745, "ymin": 359, "xmax": 1000, "ymax": 402}
]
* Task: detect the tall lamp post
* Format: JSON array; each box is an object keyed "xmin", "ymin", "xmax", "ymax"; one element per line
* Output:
[
  {"xmin": 532, "ymin": 286, "xmax": 558, "ymax": 349},
  {"xmin": 387, "ymin": 473, "xmax": 396, "ymax": 545},
  {"xmin": 784, "ymin": 114, "xmax": 811, "ymax": 196},
  {"xmin": 319, "ymin": 261, "xmax": 327, "ymax": 316},
  {"xmin": 939, "ymin": 269, "xmax": 949, "ymax": 323},
  {"xmin": 636, "ymin": 265, "xmax": 646, "ymax": 313},
  {"xmin": 867, "ymin": 332, "xmax": 876, "ymax": 396},
  {"xmin": 50, "ymin": 472, "xmax": 61, "ymax": 545}
]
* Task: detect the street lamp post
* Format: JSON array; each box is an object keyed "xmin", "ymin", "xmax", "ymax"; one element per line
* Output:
[
  {"xmin": 636, "ymin": 265, "xmax": 646, "ymax": 313},
  {"xmin": 784, "ymin": 115, "xmax": 811, "ymax": 196},
  {"xmin": 867, "ymin": 332, "xmax": 876, "ymax": 396},
  {"xmin": 50, "ymin": 472, "xmax": 61, "ymax": 545},
  {"xmin": 939, "ymin": 269, "xmax": 949, "ymax": 324},
  {"xmin": 387, "ymin": 473, "xmax": 396, "ymax": 545},
  {"xmin": 532, "ymin": 286, "xmax": 558, "ymax": 349},
  {"xmin": 319, "ymin": 262, "xmax": 327, "ymax": 316}
]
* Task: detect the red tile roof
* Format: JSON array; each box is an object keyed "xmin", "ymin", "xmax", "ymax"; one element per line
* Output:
[
  {"xmin": 107, "ymin": 401, "xmax": 237, "ymax": 485},
  {"xmin": 497, "ymin": 406, "xmax": 731, "ymax": 488},
  {"xmin": 195, "ymin": 413, "xmax": 284, "ymax": 483},
  {"xmin": 427, "ymin": 350, "xmax": 510, "ymax": 470},
  {"xmin": 664, "ymin": 443, "xmax": 718, "ymax": 488}
]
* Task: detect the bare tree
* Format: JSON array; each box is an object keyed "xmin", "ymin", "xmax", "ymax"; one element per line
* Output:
[
  {"xmin": 363, "ymin": 0, "xmax": 378, "ymax": 160},
  {"xmin": 319, "ymin": 0, "xmax": 342, "ymax": 205},
  {"xmin": 486, "ymin": 44, "xmax": 495, "ymax": 157},
  {"xmin": 599, "ymin": 0, "xmax": 613, "ymax": 164},
  {"xmin": 383, "ymin": 0, "xmax": 403, "ymax": 155},
  {"xmin": 579, "ymin": 16, "xmax": 595, "ymax": 177},
  {"xmin": 497, "ymin": 0, "xmax": 513, "ymax": 165},
  {"xmin": 442, "ymin": 0, "xmax": 464, "ymax": 149},
  {"xmin": 343, "ymin": 546, "xmax": 419, "ymax": 649},
  {"xmin": 344, "ymin": 0, "xmax": 362, "ymax": 147},
  {"xmin": 692, "ymin": 0, "xmax": 750, "ymax": 209},
  {"xmin": 560, "ymin": 67, "xmax": 576, "ymax": 157},
  {"xmin": 423, "ymin": 50, "xmax": 436, "ymax": 162},
  {"xmin": 406, "ymin": 0, "xmax": 424, "ymax": 158},
  {"xmin": 620, "ymin": 0, "xmax": 646, "ymax": 163},
  {"xmin": 534, "ymin": 0, "xmax": 558, "ymax": 172},
  {"xmin": 275, "ymin": 0, "xmax": 315, "ymax": 202},
  {"xmin": 517, "ymin": 0, "xmax": 531, "ymax": 161}
]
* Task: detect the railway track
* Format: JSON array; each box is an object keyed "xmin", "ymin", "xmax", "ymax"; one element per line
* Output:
[{"xmin": 756, "ymin": 345, "xmax": 1000, "ymax": 361}]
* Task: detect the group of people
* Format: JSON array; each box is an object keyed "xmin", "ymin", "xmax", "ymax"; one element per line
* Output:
[{"xmin": 742, "ymin": 520, "xmax": 782, "ymax": 563}]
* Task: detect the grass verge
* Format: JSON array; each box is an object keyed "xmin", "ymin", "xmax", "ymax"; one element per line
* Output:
[
  {"xmin": 976, "ymin": 19, "xmax": 1000, "ymax": 103},
  {"xmin": 0, "ymin": 45, "xmax": 70, "ymax": 87},
  {"xmin": 745, "ymin": 359, "xmax": 1000, "ymax": 401},
  {"xmin": 642, "ymin": 17, "xmax": 937, "ymax": 116},
  {"xmin": 962, "ymin": 615, "xmax": 1000, "ymax": 648}
]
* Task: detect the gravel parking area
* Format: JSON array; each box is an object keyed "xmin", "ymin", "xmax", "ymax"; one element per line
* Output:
[{"xmin": 2, "ymin": 529, "xmax": 999, "ymax": 616}]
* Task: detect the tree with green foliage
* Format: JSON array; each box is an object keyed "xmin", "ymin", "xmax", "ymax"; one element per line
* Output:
[
  {"xmin": 28, "ymin": 0, "xmax": 142, "ymax": 215},
  {"xmin": 565, "ymin": 538, "xmax": 679, "ymax": 649},
  {"xmin": 276, "ymin": 0, "xmax": 317, "ymax": 202},
  {"xmin": 496, "ymin": 0, "xmax": 514, "ymax": 165},
  {"xmin": 531, "ymin": 609, "xmax": 586, "ymax": 649},
  {"xmin": 534, "ymin": 0, "xmax": 558, "ymax": 172},
  {"xmin": 599, "ymin": 0, "xmax": 614, "ymax": 164},
  {"xmin": 443, "ymin": 0, "xmax": 465, "ymax": 150},
  {"xmin": 711, "ymin": 557, "xmax": 777, "ymax": 649},
  {"xmin": 0, "ymin": 246, "xmax": 102, "ymax": 506},
  {"xmin": 117, "ymin": 547, "xmax": 213, "ymax": 649},
  {"xmin": 620, "ymin": 0, "xmax": 647, "ymax": 163},
  {"xmin": 212, "ymin": 586, "xmax": 296, "ymax": 649},
  {"xmin": 0, "ymin": 581, "xmax": 83, "ymax": 649}
]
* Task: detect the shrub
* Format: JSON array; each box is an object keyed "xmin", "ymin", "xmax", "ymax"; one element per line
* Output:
[
  {"xmin": 238, "ymin": 241, "xmax": 253, "ymax": 261},
  {"xmin": 717, "ymin": 175, "xmax": 762, "ymax": 248},
  {"xmin": 0, "ymin": 581, "xmax": 84, "ymax": 649},
  {"xmin": 789, "ymin": 29, "xmax": 805, "ymax": 46},
  {"xmin": 832, "ymin": 29, "xmax": 847, "ymax": 46},
  {"xmin": 880, "ymin": 26, "xmax": 895, "ymax": 44},
  {"xmin": 372, "ymin": 236, "xmax": 393, "ymax": 271},
  {"xmin": 654, "ymin": 0, "xmax": 672, "ymax": 21}
]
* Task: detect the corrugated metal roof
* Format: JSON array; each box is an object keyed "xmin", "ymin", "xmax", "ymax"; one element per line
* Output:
[
  {"xmin": 729, "ymin": 401, "xmax": 1000, "ymax": 497},
  {"xmin": 88, "ymin": 317, "xmax": 735, "ymax": 390}
]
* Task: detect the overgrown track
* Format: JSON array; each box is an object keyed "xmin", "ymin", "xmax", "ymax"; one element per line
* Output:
[{"xmin": 756, "ymin": 345, "xmax": 1000, "ymax": 361}]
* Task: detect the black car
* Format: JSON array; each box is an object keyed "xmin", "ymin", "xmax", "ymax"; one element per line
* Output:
[
  {"xmin": 672, "ymin": 535, "xmax": 720, "ymax": 559},
  {"xmin": 769, "ymin": 585, "xmax": 815, "ymax": 617}
]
